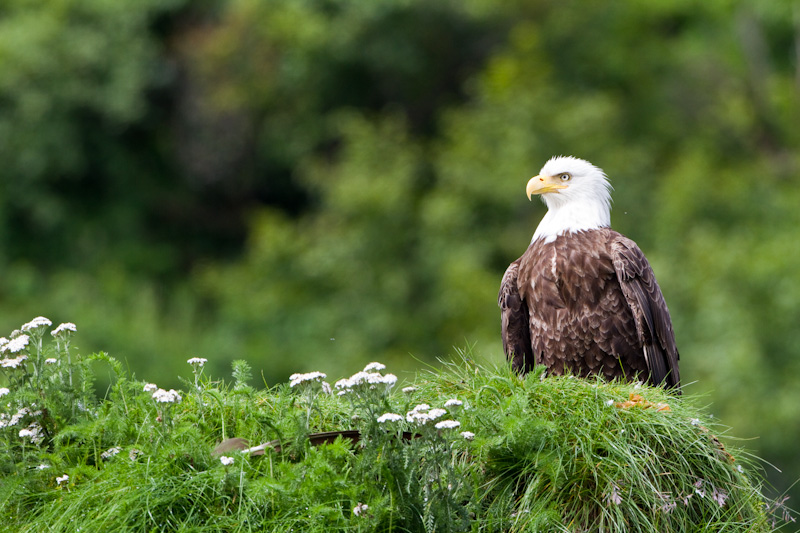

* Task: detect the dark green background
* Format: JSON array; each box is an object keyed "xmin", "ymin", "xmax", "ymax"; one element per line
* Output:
[{"xmin": 1, "ymin": 0, "xmax": 798, "ymax": 511}]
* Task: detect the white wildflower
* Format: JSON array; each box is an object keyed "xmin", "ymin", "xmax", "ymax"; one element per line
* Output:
[
  {"xmin": 289, "ymin": 371, "xmax": 327, "ymax": 387},
  {"xmin": 427, "ymin": 408, "xmax": 446, "ymax": 420},
  {"xmin": 56, "ymin": 474, "xmax": 69, "ymax": 486},
  {"xmin": 334, "ymin": 378, "xmax": 352, "ymax": 390},
  {"xmin": 353, "ymin": 502, "xmax": 369, "ymax": 517},
  {"xmin": 152, "ymin": 388, "xmax": 182, "ymax": 403},
  {"xmin": 101, "ymin": 447, "xmax": 122, "ymax": 460},
  {"xmin": 444, "ymin": 399, "xmax": 463, "ymax": 408},
  {"xmin": 45, "ymin": 358, "xmax": 57, "ymax": 365},
  {"xmin": 690, "ymin": 418, "xmax": 700, "ymax": 426},
  {"xmin": 7, "ymin": 407, "xmax": 29, "ymax": 427},
  {"xmin": 736, "ymin": 464, "xmax": 743, "ymax": 473},
  {"xmin": 334, "ymin": 371, "xmax": 395, "ymax": 394},
  {"xmin": 19, "ymin": 423, "xmax": 43, "ymax": 443},
  {"xmin": 187, "ymin": 357, "xmax": 207, "ymax": 366},
  {"xmin": 21, "ymin": 317, "xmax": 52, "ymax": 332},
  {"xmin": 321, "ymin": 381, "xmax": 332, "ymax": 394},
  {"xmin": 406, "ymin": 405, "xmax": 446, "ymax": 425},
  {"xmin": 4, "ymin": 335, "xmax": 29, "ymax": 354},
  {"xmin": 460, "ymin": 431, "xmax": 475, "ymax": 440},
  {"xmin": 219, "ymin": 455, "xmax": 235, "ymax": 466},
  {"xmin": 435, "ymin": 420, "xmax": 461, "ymax": 430},
  {"xmin": 51, "ymin": 323, "xmax": 77, "ymax": 337},
  {"xmin": 1, "ymin": 356, "xmax": 27, "ymax": 369},
  {"xmin": 377, "ymin": 413, "xmax": 403, "ymax": 423},
  {"xmin": 345, "ymin": 371, "xmax": 370, "ymax": 387},
  {"xmin": 37, "ymin": 464, "xmax": 50, "ymax": 470},
  {"xmin": 605, "ymin": 399, "xmax": 614, "ymax": 407},
  {"xmin": 143, "ymin": 383, "xmax": 158, "ymax": 393},
  {"xmin": 363, "ymin": 362, "xmax": 385, "ymax": 372},
  {"xmin": 402, "ymin": 386, "xmax": 417, "ymax": 394},
  {"xmin": 0, "ymin": 387, "xmax": 9, "ymax": 397}
]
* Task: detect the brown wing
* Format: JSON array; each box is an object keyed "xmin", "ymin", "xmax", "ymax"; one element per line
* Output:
[
  {"xmin": 499, "ymin": 260, "xmax": 534, "ymax": 372},
  {"xmin": 611, "ymin": 236, "xmax": 681, "ymax": 391}
]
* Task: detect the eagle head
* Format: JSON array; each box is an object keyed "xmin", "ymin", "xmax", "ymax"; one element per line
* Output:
[{"xmin": 527, "ymin": 156, "xmax": 613, "ymax": 241}]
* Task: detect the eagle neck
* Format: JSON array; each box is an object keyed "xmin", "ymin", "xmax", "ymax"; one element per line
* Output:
[{"xmin": 531, "ymin": 202, "xmax": 611, "ymax": 244}]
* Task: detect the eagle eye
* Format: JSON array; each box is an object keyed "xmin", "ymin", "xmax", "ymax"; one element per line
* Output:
[{"xmin": 559, "ymin": 173, "xmax": 571, "ymax": 182}]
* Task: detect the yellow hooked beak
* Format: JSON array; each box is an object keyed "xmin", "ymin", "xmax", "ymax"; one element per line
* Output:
[{"xmin": 526, "ymin": 174, "xmax": 568, "ymax": 199}]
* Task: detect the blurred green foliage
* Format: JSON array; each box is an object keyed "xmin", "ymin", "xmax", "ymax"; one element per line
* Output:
[{"xmin": 1, "ymin": 0, "xmax": 799, "ymax": 508}]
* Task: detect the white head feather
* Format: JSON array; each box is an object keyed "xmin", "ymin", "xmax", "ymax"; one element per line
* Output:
[{"xmin": 531, "ymin": 156, "xmax": 612, "ymax": 243}]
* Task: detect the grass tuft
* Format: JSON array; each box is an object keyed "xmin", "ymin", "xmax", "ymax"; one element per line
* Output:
[{"xmin": 0, "ymin": 320, "xmax": 792, "ymax": 531}]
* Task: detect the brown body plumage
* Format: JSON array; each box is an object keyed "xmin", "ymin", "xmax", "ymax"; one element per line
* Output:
[{"xmin": 499, "ymin": 156, "xmax": 680, "ymax": 390}]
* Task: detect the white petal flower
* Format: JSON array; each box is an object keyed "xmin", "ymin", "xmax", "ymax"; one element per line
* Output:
[
  {"xmin": 365, "ymin": 372, "xmax": 385, "ymax": 385},
  {"xmin": 353, "ymin": 503, "xmax": 369, "ymax": 517},
  {"xmin": 4, "ymin": 335, "xmax": 29, "ymax": 354},
  {"xmin": 219, "ymin": 455, "xmax": 235, "ymax": 466},
  {"xmin": 19, "ymin": 423, "xmax": 43, "ymax": 443},
  {"xmin": 152, "ymin": 388, "xmax": 182, "ymax": 403},
  {"xmin": 51, "ymin": 323, "xmax": 77, "ymax": 337},
  {"xmin": 289, "ymin": 371, "xmax": 327, "ymax": 387},
  {"xmin": 460, "ymin": 431, "xmax": 475, "ymax": 440},
  {"xmin": 1, "ymin": 356, "xmax": 26, "ymax": 369},
  {"xmin": 143, "ymin": 383, "xmax": 158, "ymax": 393},
  {"xmin": 187, "ymin": 357, "xmax": 207, "ymax": 366},
  {"xmin": 377, "ymin": 413, "xmax": 403, "ymax": 423},
  {"xmin": 21, "ymin": 317, "xmax": 52, "ymax": 332},
  {"xmin": 101, "ymin": 447, "xmax": 122, "ymax": 460},
  {"xmin": 37, "ymin": 464, "xmax": 50, "ymax": 470},
  {"xmin": 9, "ymin": 408, "xmax": 29, "ymax": 426},
  {"xmin": 56, "ymin": 474, "xmax": 69, "ymax": 485},
  {"xmin": 427, "ymin": 408, "xmax": 446, "ymax": 420},
  {"xmin": 347, "ymin": 371, "xmax": 370, "ymax": 386},
  {"xmin": 363, "ymin": 362, "xmax": 386, "ymax": 372},
  {"xmin": 406, "ymin": 411, "xmax": 427, "ymax": 424},
  {"xmin": 402, "ymin": 386, "xmax": 417, "ymax": 394},
  {"xmin": 334, "ymin": 378, "xmax": 352, "ymax": 390},
  {"xmin": 435, "ymin": 420, "xmax": 461, "ymax": 430},
  {"xmin": 45, "ymin": 358, "xmax": 57, "ymax": 364},
  {"xmin": 444, "ymin": 399, "xmax": 463, "ymax": 408},
  {"xmin": 0, "ymin": 387, "xmax": 9, "ymax": 397}
]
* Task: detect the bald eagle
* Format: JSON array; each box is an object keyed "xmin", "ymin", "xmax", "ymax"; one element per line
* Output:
[{"xmin": 499, "ymin": 156, "xmax": 680, "ymax": 390}]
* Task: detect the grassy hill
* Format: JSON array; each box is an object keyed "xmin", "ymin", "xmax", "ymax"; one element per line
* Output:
[{"xmin": 0, "ymin": 319, "xmax": 790, "ymax": 531}]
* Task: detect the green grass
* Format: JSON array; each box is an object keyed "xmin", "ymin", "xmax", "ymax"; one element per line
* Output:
[{"xmin": 0, "ymin": 320, "xmax": 791, "ymax": 531}]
